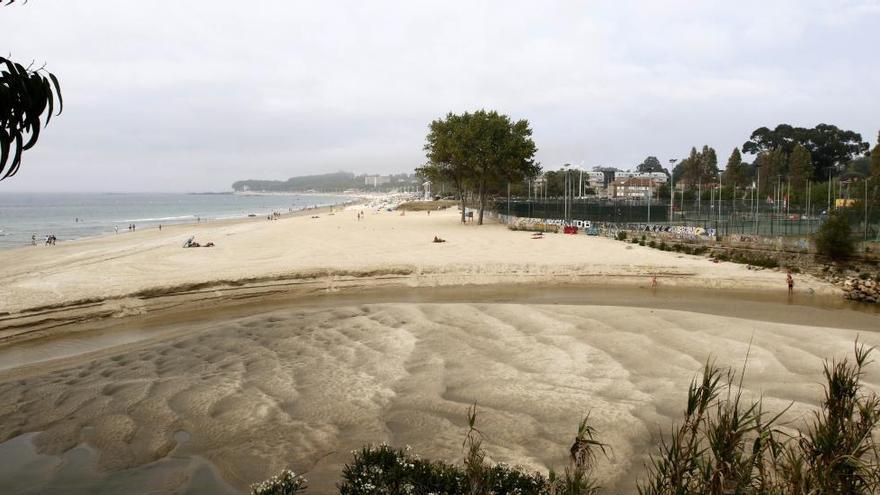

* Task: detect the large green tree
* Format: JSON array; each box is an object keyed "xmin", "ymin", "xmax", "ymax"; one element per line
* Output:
[
  {"xmin": 1, "ymin": 3, "xmax": 64, "ymax": 181},
  {"xmin": 787, "ymin": 143, "xmax": 814, "ymax": 195},
  {"xmin": 756, "ymin": 148, "xmax": 787, "ymax": 196},
  {"xmin": 723, "ymin": 147, "xmax": 746, "ymax": 188},
  {"xmin": 419, "ymin": 110, "xmax": 538, "ymax": 225},
  {"xmin": 743, "ymin": 124, "xmax": 868, "ymax": 181},
  {"xmin": 637, "ymin": 156, "xmax": 665, "ymax": 174},
  {"xmin": 418, "ymin": 112, "xmax": 474, "ymax": 224}
]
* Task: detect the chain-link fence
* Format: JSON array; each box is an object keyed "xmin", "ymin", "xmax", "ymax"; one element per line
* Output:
[{"xmin": 494, "ymin": 198, "xmax": 879, "ymax": 240}]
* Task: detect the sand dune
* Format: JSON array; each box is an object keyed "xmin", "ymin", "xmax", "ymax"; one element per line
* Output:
[{"xmin": 0, "ymin": 301, "xmax": 876, "ymax": 493}]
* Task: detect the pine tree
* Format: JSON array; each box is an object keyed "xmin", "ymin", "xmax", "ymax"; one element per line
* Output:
[
  {"xmin": 683, "ymin": 147, "xmax": 700, "ymax": 187},
  {"xmin": 757, "ymin": 148, "xmax": 787, "ymax": 196},
  {"xmin": 700, "ymin": 146, "xmax": 719, "ymax": 184},
  {"xmin": 724, "ymin": 148, "xmax": 744, "ymax": 188},
  {"xmin": 788, "ymin": 143, "xmax": 813, "ymax": 192}
]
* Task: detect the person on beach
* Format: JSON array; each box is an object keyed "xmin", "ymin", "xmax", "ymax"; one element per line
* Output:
[
  {"xmin": 159, "ymin": 224, "xmax": 162, "ymax": 231},
  {"xmin": 114, "ymin": 225, "xmax": 118, "ymax": 235},
  {"xmin": 31, "ymin": 233, "xmax": 36, "ymax": 245},
  {"xmin": 787, "ymin": 271, "xmax": 794, "ymax": 294}
]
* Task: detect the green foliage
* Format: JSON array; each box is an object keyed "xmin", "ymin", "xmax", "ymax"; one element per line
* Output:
[
  {"xmin": 419, "ymin": 110, "xmax": 539, "ymax": 225},
  {"xmin": 637, "ymin": 156, "xmax": 665, "ymax": 174},
  {"xmin": 616, "ymin": 231, "xmax": 627, "ymax": 241},
  {"xmin": 338, "ymin": 405, "xmax": 603, "ymax": 495},
  {"xmin": 815, "ymin": 212, "xmax": 855, "ymax": 260},
  {"xmin": 676, "ymin": 145, "xmax": 718, "ymax": 188},
  {"xmin": 788, "ymin": 143, "xmax": 814, "ymax": 192},
  {"xmin": 743, "ymin": 124, "xmax": 870, "ymax": 181},
  {"xmin": 723, "ymin": 147, "xmax": 746, "ymax": 188},
  {"xmin": 640, "ymin": 343, "xmax": 880, "ymax": 494},
  {"xmin": 250, "ymin": 469, "xmax": 307, "ymax": 495},
  {"xmin": 0, "ymin": 56, "xmax": 63, "ymax": 180}
]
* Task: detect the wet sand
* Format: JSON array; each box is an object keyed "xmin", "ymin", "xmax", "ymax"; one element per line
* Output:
[{"xmin": 0, "ymin": 286, "xmax": 877, "ymax": 494}]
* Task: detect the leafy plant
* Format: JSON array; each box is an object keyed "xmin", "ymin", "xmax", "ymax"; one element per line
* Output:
[{"xmin": 816, "ymin": 212, "xmax": 855, "ymax": 260}]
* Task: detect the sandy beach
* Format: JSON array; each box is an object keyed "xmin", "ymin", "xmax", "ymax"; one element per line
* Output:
[
  {"xmin": 0, "ymin": 206, "xmax": 878, "ymax": 494},
  {"xmin": 0, "ymin": 206, "xmax": 840, "ymax": 339}
]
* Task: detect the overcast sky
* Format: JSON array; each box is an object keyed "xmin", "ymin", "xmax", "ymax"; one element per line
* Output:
[{"xmin": 2, "ymin": 0, "xmax": 879, "ymax": 192}]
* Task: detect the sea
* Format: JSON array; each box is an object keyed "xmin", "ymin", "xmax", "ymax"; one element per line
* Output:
[{"xmin": 0, "ymin": 192, "xmax": 350, "ymax": 250}]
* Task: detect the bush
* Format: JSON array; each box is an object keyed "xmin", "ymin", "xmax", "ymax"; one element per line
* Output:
[
  {"xmin": 336, "ymin": 404, "xmax": 604, "ymax": 495},
  {"xmin": 648, "ymin": 240, "xmax": 656, "ymax": 248},
  {"xmin": 616, "ymin": 231, "xmax": 627, "ymax": 241},
  {"xmin": 251, "ymin": 469, "xmax": 307, "ymax": 495},
  {"xmin": 639, "ymin": 240, "xmax": 646, "ymax": 246},
  {"xmin": 816, "ymin": 212, "xmax": 855, "ymax": 260},
  {"xmin": 659, "ymin": 241, "xmax": 667, "ymax": 251}
]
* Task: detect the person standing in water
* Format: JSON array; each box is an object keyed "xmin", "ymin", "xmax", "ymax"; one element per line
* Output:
[{"xmin": 787, "ymin": 271, "xmax": 794, "ymax": 294}]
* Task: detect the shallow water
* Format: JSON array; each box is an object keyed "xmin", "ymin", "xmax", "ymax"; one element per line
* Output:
[
  {"xmin": 0, "ymin": 192, "xmax": 348, "ymax": 249},
  {"xmin": 0, "ymin": 286, "xmax": 877, "ymax": 494}
]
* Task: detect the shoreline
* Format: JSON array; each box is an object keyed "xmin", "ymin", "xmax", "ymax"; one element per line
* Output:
[{"xmin": 0, "ymin": 195, "xmax": 358, "ymax": 252}]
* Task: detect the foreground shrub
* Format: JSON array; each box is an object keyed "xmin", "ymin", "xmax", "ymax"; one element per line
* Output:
[
  {"xmin": 816, "ymin": 212, "xmax": 855, "ymax": 260},
  {"xmin": 616, "ymin": 231, "xmax": 627, "ymax": 241},
  {"xmin": 251, "ymin": 469, "xmax": 307, "ymax": 495},
  {"xmin": 338, "ymin": 404, "xmax": 605, "ymax": 495},
  {"xmin": 639, "ymin": 342, "xmax": 880, "ymax": 495}
]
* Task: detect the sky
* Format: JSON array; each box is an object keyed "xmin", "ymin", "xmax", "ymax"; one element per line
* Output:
[{"xmin": 2, "ymin": 0, "xmax": 879, "ymax": 192}]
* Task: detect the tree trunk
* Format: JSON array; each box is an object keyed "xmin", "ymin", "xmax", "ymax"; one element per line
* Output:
[
  {"xmin": 459, "ymin": 191, "xmax": 466, "ymax": 224},
  {"xmin": 477, "ymin": 181, "xmax": 485, "ymax": 225}
]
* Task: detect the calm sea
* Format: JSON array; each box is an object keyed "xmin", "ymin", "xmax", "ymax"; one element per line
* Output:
[{"xmin": 0, "ymin": 192, "xmax": 350, "ymax": 250}]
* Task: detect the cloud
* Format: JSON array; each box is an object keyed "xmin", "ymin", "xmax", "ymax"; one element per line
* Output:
[{"xmin": 1, "ymin": 0, "xmax": 878, "ymax": 191}]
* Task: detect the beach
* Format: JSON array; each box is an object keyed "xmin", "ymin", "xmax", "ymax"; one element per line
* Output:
[{"xmin": 0, "ymin": 205, "xmax": 878, "ymax": 494}]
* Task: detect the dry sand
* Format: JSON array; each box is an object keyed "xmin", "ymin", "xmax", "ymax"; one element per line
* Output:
[
  {"xmin": 0, "ymin": 207, "xmax": 836, "ymax": 319},
  {"xmin": 0, "ymin": 206, "xmax": 877, "ymax": 493}
]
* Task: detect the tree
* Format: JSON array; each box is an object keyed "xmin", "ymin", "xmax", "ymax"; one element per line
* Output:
[
  {"xmin": 788, "ymin": 143, "xmax": 813, "ymax": 194},
  {"xmin": 723, "ymin": 148, "xmax": 745, "ymax": 188},
  {"xmin": 681, "ymin": 147, "xmax": 700, "ymax": 187},
  {"xmin": 1, "ymin": 3, "xmax": 65, "ymax": 181},
  {"xmin": 757, "ymin": 148, "xmax": 787, "ymax": 197},
  {"xmin": 700, "ymin": 145, "xmax": 719, "ymax": 184},
  {"xmin": 871, "ymin": 131, "xmax": 880, "ymax": 180},
  {"xmin": 637, "ymin": 156, "xmax": 664, "ymax": 174},
  {"xmin": 418, "ymin": 112, "xmax": 474, "ymax": 224},
  {"xmin": 815, "ymin": 212, "xmax": 854, "ymax": 260},
  {"xmin": 743, "ymin": 124, "xmax": 869, "ymax": 181},
  {"xmin": 419, "ymin": 110, "xmax": 538, "ymax": 225}
]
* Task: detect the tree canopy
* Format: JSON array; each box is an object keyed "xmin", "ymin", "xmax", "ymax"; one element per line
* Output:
[
  {"xmin": 637, "ymin": 156, "xmax": 665, "ymax": 174},
  {"xmin": 722, "ymin": 148, "xmax": 746, "ymax": 188},
  {"xmin": 417, "ymin": 110, "xmax": 539, "ymax": 224},
  {"xmin": 742, "ymin": 124, "xmax": 868, "ymax": 181}
]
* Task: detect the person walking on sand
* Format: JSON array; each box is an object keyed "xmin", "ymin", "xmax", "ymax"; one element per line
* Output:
[
  {"xmin": 114, "ymin": 225, "xmax": 118, "ymax": 235},
  {"xmin": 31, "ymin": 233, "xmax": 36, "ymax": 246},
  {"xmin": 787, "ymin": 271, "xmax": 794, "ymax": 294}
]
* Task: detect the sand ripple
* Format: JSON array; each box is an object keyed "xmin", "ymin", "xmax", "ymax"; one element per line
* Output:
[{"xmin": 0, "ymin": 303, "xmax": 877, "ymax": 493}]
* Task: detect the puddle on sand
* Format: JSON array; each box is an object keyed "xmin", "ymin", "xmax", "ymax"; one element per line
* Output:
[{"xmin": 0, "ymin": 431, "xmax": 237, "ymax": 495}]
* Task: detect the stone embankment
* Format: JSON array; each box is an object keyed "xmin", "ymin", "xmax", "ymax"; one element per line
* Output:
[{"xmin": 841, "ymin": 277, "xmax": 879, "ymax": 303}]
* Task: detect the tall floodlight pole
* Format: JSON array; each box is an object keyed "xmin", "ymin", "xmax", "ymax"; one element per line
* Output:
[{"xmin": 669, "ymin": 159, "xmax": 677, "ymax": 223}]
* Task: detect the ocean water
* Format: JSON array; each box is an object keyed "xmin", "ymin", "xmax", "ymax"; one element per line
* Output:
[{"xmin": 0, "ymin": 192, "xmax": 349, "ymax": 250}]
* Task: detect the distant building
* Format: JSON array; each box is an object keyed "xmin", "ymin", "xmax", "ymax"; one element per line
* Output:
[
  {"xmin": 614, "ymin": 171, "xmax": 667, "ymax": 183},
  {"xmin": 611, "ymin": 177, "xmax": 659, "ymax": 200},
  {"xmin": 364, "ymin": 175, "xmax": 391, "ymax": 187}
]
